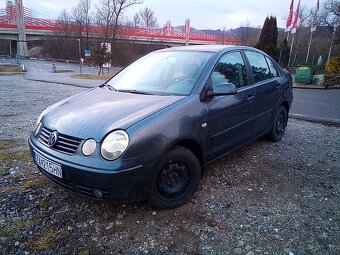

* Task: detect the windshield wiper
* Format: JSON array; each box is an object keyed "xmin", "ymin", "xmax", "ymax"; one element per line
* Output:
[
  {"xmin": 118, "ymin": 89, "xmax": 153, "ymax": 95},
  {"xmin": 100, "ymin": 83, "xmax": 118, "ymax": 91}
]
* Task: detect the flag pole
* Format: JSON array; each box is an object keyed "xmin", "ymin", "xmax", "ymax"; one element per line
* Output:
[
  {"xmin": 287, "ymin": 31, "xmax": 290, "ymax": 42},
  {"xmin": 306, "ymin": 31, "xmax": 313, "ymax": 63},
  {"xmin": 288, "ymin": 33, "xmax": 295, "ymax": 67},
  {"xmin": 327, "ymin": 27, "xmax": 336, "ymax": 62}
]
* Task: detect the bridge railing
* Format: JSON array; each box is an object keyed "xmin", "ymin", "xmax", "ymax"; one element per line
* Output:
[{"xmin": 0, "ymin": 6, "xmax": 241, "ymax": 44}]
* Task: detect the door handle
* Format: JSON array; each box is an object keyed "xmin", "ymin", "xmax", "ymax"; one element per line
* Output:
[
  {"xmin": 276, "ymin": 84, "xmax": 281, "ymax": 89},
  {"xmin": 247, "ymin": 95, "xmax": 255, "ymax": 101}
]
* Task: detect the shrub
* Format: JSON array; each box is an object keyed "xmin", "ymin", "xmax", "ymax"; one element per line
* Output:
[
  {"xmin": 326, "ymin": 56, "xmax": 340, "ymax": 74},
  {"xmin": 324, "ymin": 73, "xmax": 340, "ymax": 89}
]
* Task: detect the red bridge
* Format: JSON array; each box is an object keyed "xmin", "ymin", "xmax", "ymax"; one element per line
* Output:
[{"xmin": 0, "ymin": 3, "xmax": 240, "ymax": 56}]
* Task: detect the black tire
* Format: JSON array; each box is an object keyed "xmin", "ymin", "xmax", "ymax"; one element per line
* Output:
[
  {"xmin": 147, "ymin": 146, "xmax": 201, "ymax": 209},
  {"xmin": 267, "ymin": 105, "xmax": 288, "ymax": 142}
]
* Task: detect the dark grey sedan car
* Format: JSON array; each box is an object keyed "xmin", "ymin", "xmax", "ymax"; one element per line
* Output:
[{"xmin": 29, "ymin": 45, "xmax": 293, "ymax": 209}]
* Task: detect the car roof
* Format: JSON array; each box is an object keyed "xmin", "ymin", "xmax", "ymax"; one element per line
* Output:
[{"xmin": 157, "ymin": 45, "xmax": 258, "ymax": 53}]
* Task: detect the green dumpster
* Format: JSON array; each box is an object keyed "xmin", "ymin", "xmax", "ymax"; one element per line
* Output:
[{"xmin": 295, "ymin": 66, "xmax": 313, "ymax": 84}]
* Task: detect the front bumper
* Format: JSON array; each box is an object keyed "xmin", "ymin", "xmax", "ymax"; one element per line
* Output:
[{"xmin": 29, "ymin": 136, "xmax": 154, "ymax": 201}]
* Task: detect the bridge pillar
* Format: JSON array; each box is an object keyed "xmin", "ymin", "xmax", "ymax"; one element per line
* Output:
[
  {"xmin": 15, "ymin": 0, "xmax": 28, "ymax": 57},
  {"xmin": 185, "ymin": 19, "xmax": 190, "ymax": 46}
]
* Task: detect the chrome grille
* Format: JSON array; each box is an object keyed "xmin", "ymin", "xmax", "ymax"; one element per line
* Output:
[{"xmin": 38, "ymin": 126, "xmax": 82, "ymax": 155}]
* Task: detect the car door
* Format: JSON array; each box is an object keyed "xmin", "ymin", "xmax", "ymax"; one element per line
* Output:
[
  {"xmin": 244, "ymin": 51, "xmax": 281, "ymax": 137},
  {"xmin": 206, "ymin": 51, "xmax": 256, "ymax": 161}
]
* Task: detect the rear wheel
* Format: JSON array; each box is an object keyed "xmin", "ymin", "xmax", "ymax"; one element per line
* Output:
[
  {"xmin": 147, "ymin": 146, "xmax": 201, "ymax": 209},
  {"xmin": 267, "ymin": 105, "xmax": 288, "ymax": 142}
]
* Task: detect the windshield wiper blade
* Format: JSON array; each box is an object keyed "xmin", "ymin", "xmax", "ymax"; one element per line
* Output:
[
  {"xmin": 118, "ymin": 89, "xmax": 152, "ymax": 95},
  {"xmin": 100, "ymin": 83, "xmax": 118, "ymax": 91}
]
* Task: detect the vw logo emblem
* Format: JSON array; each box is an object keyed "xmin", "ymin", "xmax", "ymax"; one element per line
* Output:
[{"xmin": 48, "ymin": 131, "xmax": 58, "ymax": 147}]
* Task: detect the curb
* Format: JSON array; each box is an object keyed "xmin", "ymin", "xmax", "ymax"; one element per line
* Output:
[
  {"xmin": 24, "ymin": 76, "xmax": 101, "ymax": 88},
  {"xmin": 0, "ymin": 72, "xmax": 24, "ymax": 75},
  {"xmin": 289, "ymin": 113, "xmax": 340, "ymax": 127},
  {"xmin": 293, "ymin": 84, "xmax": 340, "ymax": 90},
  {"xmin": 293, "ymin": 85, "xmax": 325, "ymax": 89}
]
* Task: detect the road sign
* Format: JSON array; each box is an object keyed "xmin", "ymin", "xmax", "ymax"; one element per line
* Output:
[
  {"xmin": 84, "ymin": 49, "xmax": 91, "ymax": 57},
  {"xmin": 80, "ymin": 58, "xmax": 84, "ymax": 63}
]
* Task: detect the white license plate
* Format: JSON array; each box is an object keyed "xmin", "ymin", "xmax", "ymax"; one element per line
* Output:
[{"xmin": 33, "ymin": 151, "xmax": 62, "ymax": 178}]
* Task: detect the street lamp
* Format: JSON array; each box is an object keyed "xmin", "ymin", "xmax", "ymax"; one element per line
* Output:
[{"xmin": 77, "ymin": 38, "xmax": 82, "ymax": 74}]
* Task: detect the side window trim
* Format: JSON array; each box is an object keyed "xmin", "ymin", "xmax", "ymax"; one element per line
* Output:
[{"xmin": 240, "ymin": 50, "xmax": 255, "ymax": 86}]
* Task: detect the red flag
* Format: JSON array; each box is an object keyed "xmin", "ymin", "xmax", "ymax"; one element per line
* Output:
[
  {"xmin": 291, "ymin": 0, "xmax": 300, "ymax": 34},
  {"xmin": 285, "ymin": 0, "xmax": 294, "ymax": 32}
]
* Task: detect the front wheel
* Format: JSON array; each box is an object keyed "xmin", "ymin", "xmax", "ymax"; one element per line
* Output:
[
  {"xmin": 147, "ymin": 146, "xmax": 201, "ymax": 209},
  {"xmin": 267, "ymin": 105, "xmax": 288, "ymax": 142}
]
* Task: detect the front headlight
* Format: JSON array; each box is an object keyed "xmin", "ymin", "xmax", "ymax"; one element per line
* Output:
[{"xmin": 101, "ymin": 130, "xmax": 129, "ymax": 160}]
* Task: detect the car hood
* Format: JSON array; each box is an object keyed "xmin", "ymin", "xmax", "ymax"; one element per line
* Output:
[{"xmin": 43, "ymin": 86, "xmax": 185, "ymax": 141}]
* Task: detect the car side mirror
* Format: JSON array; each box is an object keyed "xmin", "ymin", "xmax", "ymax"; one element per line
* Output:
[{"xmin": 208, "ymin": 82, "xmax": 237, "ymax": 97}]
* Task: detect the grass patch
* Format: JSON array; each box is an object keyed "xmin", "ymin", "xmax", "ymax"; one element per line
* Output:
[
  {"xmin": 0, "ymin": 140, "xmax": 12, "ymax": 150},
  {"xmin": 52, "ymin": 69, "xmax": 74, "ymax": 73},
  {"xmin": 17, "ymin": 174, "xmax": 46, "ymax": 192},
  {"xmin": 0, "ymin": 218, "xmax": 41, "ymax": 238},
  {"xmin": 32, "ymin": 229, "xmax": 70, "ymax": 250},
  {"xmin": 71, "ymin": 73, "xmax": 113, "ymax": 80},
  {"xmin": 36, "ymin": 197, "xmax": 49, "ymax": 209},
  {"xmin": 78, "ymin": 250, "xmax": 90, "ymax": 255},
  {"xmin": 0, "ymin": 65, "xmax": 22, "ymax": 72}
]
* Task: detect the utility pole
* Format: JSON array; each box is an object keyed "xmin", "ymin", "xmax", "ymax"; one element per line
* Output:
[{"xmin": 77, "ymin": 38, "xmax": 82, "ymax": 74}]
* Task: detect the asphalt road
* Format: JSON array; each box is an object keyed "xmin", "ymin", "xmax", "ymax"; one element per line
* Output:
[
  {"xmin": 290, "ymin": 88, "xmax": 340, "ymax": 124},
  {"xmin": 0, "ymin": 57, "xmax": 121, "ymax": 87}
]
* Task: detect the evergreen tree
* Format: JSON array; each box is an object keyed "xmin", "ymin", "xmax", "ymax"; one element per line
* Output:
[
  {"xmin": 90, "ymin": 44, "xmax": 112, "ymax": 75},
  {"xmin": 278, "ymin": 39, "xmax": 290, "ymax": 67},
  {"xmin": 255, "ymin": 16, "xmax": 279, "ymax": 61}
]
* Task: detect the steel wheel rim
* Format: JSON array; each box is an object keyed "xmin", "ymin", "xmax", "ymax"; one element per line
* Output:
[
  {"xmin": 276, "ymin": 112, "xmax": 286, "ymax": 135},
  {"xmin": 157, "ymin": 162, "xmax": 190, "ymax": 199}
]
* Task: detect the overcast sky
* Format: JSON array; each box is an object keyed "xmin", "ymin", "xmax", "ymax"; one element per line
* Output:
[{"xmin": 1, "ymin": 0, "xmax": 318, "ymax": 29}]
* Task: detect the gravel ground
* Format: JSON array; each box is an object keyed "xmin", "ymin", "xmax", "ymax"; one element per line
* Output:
[{"xmin": 0, "ymin": 75, "xmax": 339, "ymax": 255}]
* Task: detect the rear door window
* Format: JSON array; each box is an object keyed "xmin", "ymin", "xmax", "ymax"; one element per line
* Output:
[{"xmin": 245, "ymin": 51, "xmax": 271, "ymax": 83}]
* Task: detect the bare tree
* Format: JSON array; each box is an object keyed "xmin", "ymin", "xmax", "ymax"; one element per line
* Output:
[
  {"xmin": 111, "ymin": 0, "xmax": 142, "ymax": 46},
  {"xmin": 79, "ymin": 0, "xmax": 93, "ymax": 48},
  {"xmin": 133, "ymin": 12, "xmax": 141, "ymax": 27},
  {"xmin": 72, "ymin": 0, "xmax": 93, "ymax": 43},
  {"xmin": 96, "ymin": 0, "xmax": 141, "ymax": 41},
  {"xmin": 318, "ymin": 0, "xmax": 339, "ymax": 30},
  {"xmin": 298, "ymin": 6, "xmax": 313, "ymax": 27},
  {"xmin": 134, "ymin": 7, "xmax": 158, "ymax": 28},
  {"xmin": 53, "ymin": 10, "xmax": 74, "ymax": 58},
  {"xmin": 96, "ymin": 0, "xmax": 116, "ymax": 39},
  {"xmin": 56, "ymin": 9, "xmax": 72, "ymax": 38},
  {"xmin": 72, "ymin": 4, "xmax": 84, "ymax": 39},
  {"xmin": 239, "ymin": 20, "xmax": 251, "ymax": 45}
]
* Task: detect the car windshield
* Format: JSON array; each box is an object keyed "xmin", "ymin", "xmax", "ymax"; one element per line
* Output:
[{"xmin": 106, "ymin": 51, "xmax": 213, "ymax": 96}]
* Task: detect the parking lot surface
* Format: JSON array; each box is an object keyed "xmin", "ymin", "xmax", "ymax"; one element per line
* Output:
[{"xmin": 1, "ymin": 75, "xmax": 339, "ymax": 254}]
